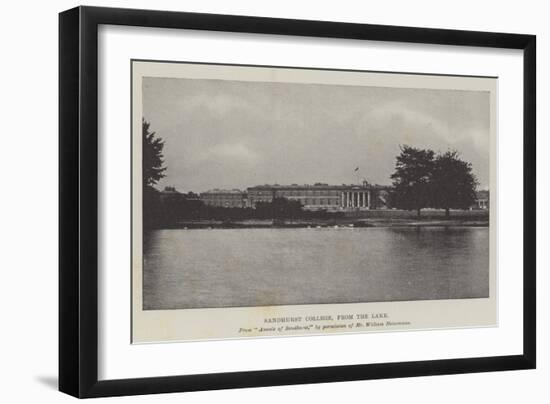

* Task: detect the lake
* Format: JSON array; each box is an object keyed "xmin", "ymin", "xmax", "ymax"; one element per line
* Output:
[{"xmin": 143, "ymin": 226, "xmax": 489, "ymax": 310}]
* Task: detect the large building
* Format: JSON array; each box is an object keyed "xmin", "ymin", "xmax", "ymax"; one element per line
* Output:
[
  {"xmin": 200, "ymin": 189, "xmax": 247, "ymax": 208},
  {"xmin": 246, "ymin": 182, "xmax": 390, "ymax": 211}
]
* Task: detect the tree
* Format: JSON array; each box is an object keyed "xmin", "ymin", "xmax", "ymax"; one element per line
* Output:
[
  {"xmin": 390, "ymin": 145, "xmax": 435, "ymax": 217},
  {"xmin": 142, "ymin": 119, "xmax": 167, "ymax": 228},
  {"xmin": 431, "ymin": 150, "xmax": 478, "ymax": 217},
  {"xmin": 255, "ymin": 197, "xmax": 303, "ymax": 219},
  {"xmin": 143, "ymin": 119, "xmax": 166, "ymax": 188}
]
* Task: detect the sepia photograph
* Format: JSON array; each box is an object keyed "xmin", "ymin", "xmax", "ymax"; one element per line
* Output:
[{"xmin": 132, "ymin": 61, "xmax": 496, "ymax": 342}]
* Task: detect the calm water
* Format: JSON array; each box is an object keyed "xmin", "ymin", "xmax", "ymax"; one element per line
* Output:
[{"xmin": 143, "ymin": 227, "xmax": 489, "ymax": 310}]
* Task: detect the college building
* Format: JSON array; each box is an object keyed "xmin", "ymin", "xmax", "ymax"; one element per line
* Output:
[
  {"xmin": 174, "ymin": 184, "xmax": 488, "ymax": 212},
  {"xmin": 200, "ymin": 189, "xmax": 247, "ymax": 208},
  {"xmin": 246, "ymin": 182, "xmax": 390, "ymax": 211}
]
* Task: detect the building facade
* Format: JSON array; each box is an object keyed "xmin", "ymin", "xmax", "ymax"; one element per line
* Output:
[
  {"xmin": 247, "ymin": 182, "xmax": 390, "ymax": 211},
  {"xmin": 200, "ymin": 189, "xmax": 247, "ymax": 208},
  {"xmin": 472, "ymin": 190, "xmax": 490, "ymax": 210}
]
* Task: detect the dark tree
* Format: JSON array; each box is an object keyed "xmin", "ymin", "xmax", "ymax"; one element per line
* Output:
[
  {"xmin": 390, "ymin": 145, "xmax": 435, "ymax": 217},
  {"xmin": 255, "ymin": 197, "xmax": 303, "ymax": 219},
  {"xmin": 431, "ymin": 150, "xmax": 478, "ymax": 217},
  {"xmin": 143, "ymin": 119, "xmax": 166, "ymax": 187},
  {"xmin": 142, "ymin": 120, "xmax": 167, "ymax": 228}
]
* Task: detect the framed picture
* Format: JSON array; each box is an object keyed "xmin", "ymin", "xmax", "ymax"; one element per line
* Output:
[{"xmin": 59, "ymin": 6, "xmax": 536, "ymax": 398}]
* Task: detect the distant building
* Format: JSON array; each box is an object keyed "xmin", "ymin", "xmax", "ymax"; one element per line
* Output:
[
  {"xmin": 472, "ymin": 190, "xmax": 490, "ymax": 210},
  {"xmin": 247, "ymin": 182, "xmax": 390, "ymax": 211},
  {"xmin": 200, "ymin": 189, "xmax": 247, "ymax": 208}
]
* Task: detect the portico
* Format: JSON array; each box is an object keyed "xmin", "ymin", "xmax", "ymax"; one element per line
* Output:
[{"xmin": 341, "ymin": 189, "xmax": 371, "ymax": 209}]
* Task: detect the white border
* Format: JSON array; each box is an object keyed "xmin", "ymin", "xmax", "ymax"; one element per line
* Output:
[{"xmin": 98, "ymin": 24, "xmax": 523, "ymax": 380}]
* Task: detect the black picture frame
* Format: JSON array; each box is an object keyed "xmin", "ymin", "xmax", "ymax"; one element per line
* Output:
[{"xmin": 59, "ymin": 5, "xmax": 536, "ymax": 398}]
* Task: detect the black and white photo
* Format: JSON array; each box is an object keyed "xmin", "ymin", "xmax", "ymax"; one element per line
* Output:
[{"xmin": 132, "ymin": 60, "xmax": 496, "ymax": 342}]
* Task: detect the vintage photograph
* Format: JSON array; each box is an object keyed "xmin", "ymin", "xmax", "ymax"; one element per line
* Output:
[{"xmin": 132, "ymin": 61, "xmax": 496, "ymax": 342}]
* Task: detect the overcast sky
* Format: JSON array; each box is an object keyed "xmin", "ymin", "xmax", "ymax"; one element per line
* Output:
[{"xmin": 143, "ymin": 77, "xmax": 490, "ymax": 193}]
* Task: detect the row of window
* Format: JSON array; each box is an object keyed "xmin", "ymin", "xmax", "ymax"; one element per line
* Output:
[
  {"xmin": 303, "ymin": 199, "xmax": 341, "ymax": 206},
  {"xmin": 250, "ymin": 190, "xmax": 343, "ymax": 197},
  {"xmin": 204, "ymin": 197, "xmax": 372, "ymax": 207}
]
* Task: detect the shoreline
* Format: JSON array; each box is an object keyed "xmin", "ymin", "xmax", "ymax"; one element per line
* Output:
[{"xmin": 149, "ymin": 217, "xmax": 489, "ymax": 230}]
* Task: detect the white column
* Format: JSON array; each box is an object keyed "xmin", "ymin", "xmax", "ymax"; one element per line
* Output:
[{"xmin": 367, "ymin": 191, "xmax": 371, "ymax": 209}]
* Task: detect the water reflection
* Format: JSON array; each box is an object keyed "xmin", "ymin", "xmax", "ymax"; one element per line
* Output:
[{"xmin": 143, "ymin": 227, "xmax": 489, "ymax": 310}]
